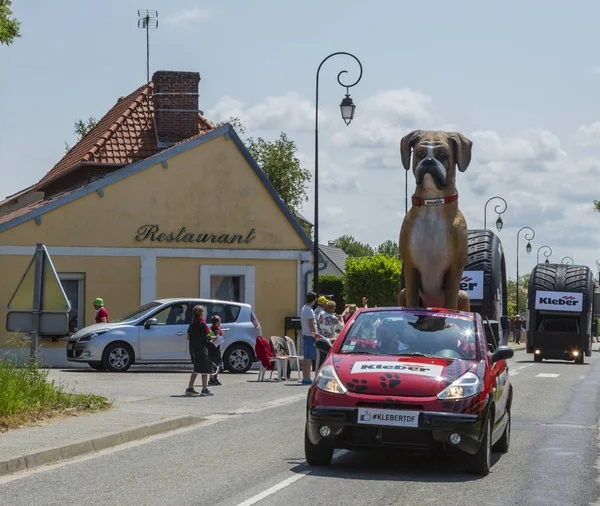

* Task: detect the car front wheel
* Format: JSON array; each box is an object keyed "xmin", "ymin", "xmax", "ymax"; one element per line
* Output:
[
  {"xmin": 467, "ymin": 416, "xmax": 492, "ymax": 476},
  {"xmin": 492, "ymin": 409, "xmax": 510, "ymax": 453},
  {"xmin": 304, "ymin": 424, "xmax": 334, "ymax": 467},
  {"xmin": 224, "ymin": 343, "xmax": 253, "ymax": 374},
  {"xmin": 103, "ymin": 343, "xmax": 133, "ymax": 372}
]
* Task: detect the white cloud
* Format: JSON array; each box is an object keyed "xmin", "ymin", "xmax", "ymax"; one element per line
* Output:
[
  {"xmin": 164, "ymin": 8, "xmax": 210, "ymax": 27},
  {"xmin": 205, "ymin": 90, "xmax": 600, "ymax": 276},
  {"xmin": 571, "ymin": 121, "xmax": 600, "ymax": 147}
]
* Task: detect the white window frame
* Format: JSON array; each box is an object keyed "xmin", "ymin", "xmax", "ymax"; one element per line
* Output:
[
  {"xmin": 58, "ymin": 273, "xmax": 85, "ymax": 329},
  {"xmin": 200, "ymin": 265, "xmax": 255, "ymax": 310}
]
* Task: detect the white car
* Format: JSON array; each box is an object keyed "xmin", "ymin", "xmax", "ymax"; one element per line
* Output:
[{"xmin": 66, "ymin": 298, "xmax": 262, "ymax": 373}]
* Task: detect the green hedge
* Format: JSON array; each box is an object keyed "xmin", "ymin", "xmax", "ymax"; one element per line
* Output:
[
  {"xmin": 344, "ymin": 254, "xmax": 402, "ymax": 308},
  {"xmin": 319, "ymin": 275, "xmax": 345, "ymax": 313}
]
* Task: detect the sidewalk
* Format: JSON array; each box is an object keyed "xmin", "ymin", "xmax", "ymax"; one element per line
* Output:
[{"xmin": 0, "ymin": 366, "xmax": 307, "ymax": 476}]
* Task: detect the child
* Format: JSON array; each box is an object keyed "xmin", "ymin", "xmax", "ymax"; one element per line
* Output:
[{"xmin": 208, "ymin": 315, "xmax": 225, "ymax": 386}]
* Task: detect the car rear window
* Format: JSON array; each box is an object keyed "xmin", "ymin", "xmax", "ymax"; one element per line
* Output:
[
  {"xmin": 205, "ymin": 303, "xmax": 240, "ymax": 324},
  {"xmin": 340, "ymin": 310, "xmax": 477, "ymax": 360}
]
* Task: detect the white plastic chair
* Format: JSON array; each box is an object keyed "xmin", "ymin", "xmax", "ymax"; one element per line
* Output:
[
  {"xmin": 284, "ymin": 336, "xmax": 301, "ymax": 380},
  {"xmin": 268, "ymin": 336, "xmax": 290, "ymax": 382}
]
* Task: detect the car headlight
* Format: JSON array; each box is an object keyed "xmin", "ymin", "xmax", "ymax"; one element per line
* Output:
[
  {"xmin": 78, "ymin": 330, "xmax": 109, "ymax": 342},
  {"xmin": 437, "ymin": 371, "xmax": 482, "ymax": 400},
  {"xmin": 315, "ymin": 365, "xmax": 347, "ymax": 395}
]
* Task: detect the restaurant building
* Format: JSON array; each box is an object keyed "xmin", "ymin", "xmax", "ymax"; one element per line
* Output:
[{"xmin": 0, "ymin": 70, "xmax": 314, "ymax": 367}]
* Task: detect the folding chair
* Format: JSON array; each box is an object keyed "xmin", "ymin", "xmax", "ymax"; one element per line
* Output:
[
  {"xmin": 269, "ymin": 336, "xmax": 292, "ymax": 382},
  {"xmin": 284, "ymin": 336, "xmax": 301, "ymax": 380}
]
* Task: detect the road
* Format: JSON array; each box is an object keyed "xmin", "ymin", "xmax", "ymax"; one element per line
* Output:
[{"xmin": 2, "ymin": 348, "xmax": 600, "ymax": 506}]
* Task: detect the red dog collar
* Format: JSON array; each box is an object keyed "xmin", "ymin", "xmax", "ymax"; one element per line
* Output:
[{"xmin": 412, "ymin": 193, "xmax": 458, "ymax": 207}]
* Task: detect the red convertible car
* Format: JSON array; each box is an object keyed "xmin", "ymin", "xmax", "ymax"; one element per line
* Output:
[{"xmin": 305, "ymin": 307, "xmax": 513, "ymax": 475}]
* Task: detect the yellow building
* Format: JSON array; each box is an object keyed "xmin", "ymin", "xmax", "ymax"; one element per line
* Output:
[{"xmin": 0, "ymin": 71, "xmax": 313, "ymax": 367}]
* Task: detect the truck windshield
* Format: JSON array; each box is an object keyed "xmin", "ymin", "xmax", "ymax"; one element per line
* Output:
[
  {"xmin": 339, "ymin": 310, "xmax": 478, "ymax": 360},
  {"xmin": 538, "ymin": 317, "xmax": 579, "ymax": 333}
]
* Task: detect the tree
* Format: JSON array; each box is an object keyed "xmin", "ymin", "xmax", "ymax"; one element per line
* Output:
[
  {"xmin": 595, "ymin": 200, "xmax": 600, "ymax": 213},
  {"xmin": 213, "ymin": 117, "xmax": 311, "ymax": 219},
  {"xmin": 344, "ymin": 254, "xmax": 402, "ymax": 307},
  {"xmin": 317, "ymin": 275, "xmax": 345, "ymax": 313},
  {"xmin": 65, "ymin": 117, "xmax": 99, "ymax": 152},
  {"xmin": 506, "ymin": 273, "xmax": 530, "ymax": 318},
  {"xmin": 377, "ymin": 240, "xmax": 399, "ymax": 258},
  {"xmin": 0, "ymin": 0, "xmax": 20, "ymax": 46},
  {"xmin": 334, "ymin": 235, "xmax": 374, "ymax": 257}
]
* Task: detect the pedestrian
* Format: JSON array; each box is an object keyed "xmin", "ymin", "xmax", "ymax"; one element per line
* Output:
[
  {"xmin": 93, "ymin": 298, "xmax": 109, "ymax": 323},
  {"xmin": 315, "ymin": 296, "xmax": 328, "ymax": 331},
  {"xmin": 513, "ymin": 314, "xmax": 524, "ymax": 345},
  {"xmin": 186, "ymin": 305, "xmax": 218, "ymax": 396},
  {"xmin": 208, "ymin": 315, "xmax": 224, "ymax": 387},
  {"xmin": 317, "ymin": 301, "xmax": 344, "ymax": 341},
  {"xmin": 300, "ymin": 291, "xmax": 318, "ymax": 385}
]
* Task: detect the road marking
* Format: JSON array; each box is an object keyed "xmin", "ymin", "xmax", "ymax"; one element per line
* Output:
[
  {"xmin": 536, "ymin": 373, "xmax": 560, "ymax": 378},
  {"xmin": 510, "ymin": 364, "xmax": 534, "ymax": 376},
  {"xmin": 0, "ymin": 393, "xmax": 307, "ymax": 485},
  {"xmin": 234, "ymin": 450, "xmax": 347, "ymax": 506}
]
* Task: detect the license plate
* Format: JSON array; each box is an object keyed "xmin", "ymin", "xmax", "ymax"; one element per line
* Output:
[{"xmin": 357, "ymin": 408, "xmax": 419, "ymax": 428}]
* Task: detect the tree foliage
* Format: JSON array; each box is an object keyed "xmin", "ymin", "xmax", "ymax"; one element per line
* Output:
[
  {"xmin": 344, "ymin": 254, "xmax": 402, "ymax": 307},
  {"xmin": 65, "ymin": 117, "xmax": 99, "ymax": 152},
  {"xmin": 318, "ymin": 275, "xmax": 345, "ymax": 313},
  {"xmin": 334, "ymin": 235, "xmax": 375, "ymax": 257},
  {"xmin": 377, "ymin": 239, "xmax": 399, "ymax": 258},
  {"xmin": 595, "ymin": 200, "xmax": 600, "ymax": 213},
  {"xmin": 0, "ymin": 0, "xmax": 20, "ymax": 46},
  {"xmin": 506, "ymin": 273, "xmax": 530, "ymax": 318}
]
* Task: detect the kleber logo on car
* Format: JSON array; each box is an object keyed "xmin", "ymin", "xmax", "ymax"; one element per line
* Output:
[
  {"xmin": 351, "ymin": 361, "xmax": 444, "ymax": 378},
  {"xmin": 534, "ymin": 291, "xmax": 583, "ymax": 312},
  {"xmin": 460, "ymin": 271, "xmax": 484, "ymax": 300}
]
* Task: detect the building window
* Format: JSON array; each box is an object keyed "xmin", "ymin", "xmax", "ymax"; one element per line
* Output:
[
  {"xmin": 59, "ymin": 273, "xmax": 85, "ymax": 332},
  {"xmin": 200, "ymin": 266, "xmax": 255, "ymax": 310}
]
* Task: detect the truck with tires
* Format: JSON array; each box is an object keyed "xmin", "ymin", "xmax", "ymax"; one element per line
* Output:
[
  {"xmin": 399, "ymin": 228, "xmax": 509, "ymax": 345},
  {"xmin": 525, "ymin": 263, "xmax": 597, "ymax": 364}
]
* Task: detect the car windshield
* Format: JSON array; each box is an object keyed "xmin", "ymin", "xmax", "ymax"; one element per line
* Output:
[
  {"xmin": 339, "ymin": 310, "xmax": 478, "ymax": 360},
  {"xmin": 113, "ymin": 302, "xmax": 162, "ymax": 323}
]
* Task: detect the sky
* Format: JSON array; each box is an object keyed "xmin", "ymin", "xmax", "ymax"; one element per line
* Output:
[{"xmin": 1, "ymin": 0, "xmax": 600, "ymax": 281}]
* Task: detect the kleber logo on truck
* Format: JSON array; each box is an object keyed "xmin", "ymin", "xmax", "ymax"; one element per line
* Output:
[
  {"xmin": 534, "ymin": 291, "xmax": 583, "ymax": 312},
  {"xmin": 460, "ymin": 271, "xmax": 484, "ymax": 300}
]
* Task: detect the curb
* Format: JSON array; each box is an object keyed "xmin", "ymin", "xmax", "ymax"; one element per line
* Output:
[{"xmin": 0, "ymin": 415, "xmax": 205, "ymax": 477}]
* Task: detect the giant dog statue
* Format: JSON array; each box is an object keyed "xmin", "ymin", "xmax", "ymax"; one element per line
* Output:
[{"xmin": 397, "ymin": 130, "xmax": 472, "ymax": 311}]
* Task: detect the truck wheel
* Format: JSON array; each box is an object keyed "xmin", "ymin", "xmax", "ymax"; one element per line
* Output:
[
  {"xmin": 464, "ymin": 230, "xmax": 508, "ymax": 343},
  {"xmin": 534, "ymin": 354, "xmax": 543, "ymax": 363},
  {"xmin": 575, "ymin": 353, "xmax": 584, "ymax": 364}
]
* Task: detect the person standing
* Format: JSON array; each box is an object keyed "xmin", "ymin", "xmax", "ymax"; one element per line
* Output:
[
  {"xmin": 300, "ymin": 291, "xmax": 318, "ymax": 385},
  {"xmin": 186, "ymin": 305, "xmax": 218, "ymax": 396},
  {"xmin": 315, "ymin": 296, "xmax": 328, "ymax": 331},
  {"xmin": 513, "ymin": 315, "xmax": 524, "ymax": 345},
  {"xmin": 93, "ymin": 298, "xmax": 109, "ymax": 323},
  {"xmin": 208, "ymin": 315, "xmax": 224, "ymax": 387}
]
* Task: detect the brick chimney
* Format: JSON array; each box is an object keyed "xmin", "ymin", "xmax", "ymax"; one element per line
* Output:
[{"xmin": 152, "ymin": 70, "xmax": 200, "ymax": 145}]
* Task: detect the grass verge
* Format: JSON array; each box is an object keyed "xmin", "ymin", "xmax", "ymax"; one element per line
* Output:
[{"xmin": 0, "ymin": 358, "xmax": 110, "ymax": 432}]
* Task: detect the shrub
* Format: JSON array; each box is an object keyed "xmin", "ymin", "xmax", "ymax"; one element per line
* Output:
[
  {"xmin": 319, "ymin": 275, "xmax": 345, "ymax": 313},
  {"xmin": 344, "ymin": 254, "xmax": 402, "ymax": 308}
]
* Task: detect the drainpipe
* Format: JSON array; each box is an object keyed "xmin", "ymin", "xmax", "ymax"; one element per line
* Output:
[{"xmin": 303, "ymin": 254, "xmax": 328, "ymax": 297}]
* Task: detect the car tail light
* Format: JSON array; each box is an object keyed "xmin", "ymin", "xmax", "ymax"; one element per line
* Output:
[{"xmin": 251, "ymin": 312, "xmax": 261, "ymax": 331}]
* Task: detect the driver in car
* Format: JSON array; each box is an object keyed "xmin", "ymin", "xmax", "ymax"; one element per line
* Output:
[{"xmin": 376, "ymin": 320, "xmax": 410, "ymax": 355}]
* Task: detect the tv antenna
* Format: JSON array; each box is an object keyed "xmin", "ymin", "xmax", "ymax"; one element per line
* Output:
[{"xmin": 138, "ymin": 9, "xmax": 158, "ymax": 83}]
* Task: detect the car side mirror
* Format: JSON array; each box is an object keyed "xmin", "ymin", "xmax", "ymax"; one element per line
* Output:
[
  {"xmin": 315, "ymin": 338, "xmax": 332, "ymax": 354},
  {"xmin": 144, "ymin": 318, "xmax": 158, "ymax": 329},
  {"xmin": 491, "ymin": 345, "xmax": 514, "ymax": 364}
]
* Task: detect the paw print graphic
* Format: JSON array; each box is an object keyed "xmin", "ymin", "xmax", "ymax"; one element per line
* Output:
[
  {"xmin": 345, "ymin": 378, "xmax": 368, "ymax": 392},
  {"xmin": 360, "ymin": 410, "xmax": 372, "ymax": 422},
  {"xmin": 380, "ymin": 373, "xmax": 401, "ymax": 389}
]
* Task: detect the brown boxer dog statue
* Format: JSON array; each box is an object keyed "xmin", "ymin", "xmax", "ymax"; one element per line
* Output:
[{"xmin": 398, "ymin": 130, "xmax": 472, "ymax": 311}]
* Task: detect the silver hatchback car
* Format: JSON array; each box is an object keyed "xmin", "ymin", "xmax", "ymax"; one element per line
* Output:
[{"xmin": 66, "ymin": 298, "xmax": 262, "ymax": 373}]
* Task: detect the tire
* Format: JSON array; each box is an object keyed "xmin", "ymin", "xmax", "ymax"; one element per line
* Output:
[
  {"xmin": 575, "ymin": 353, "xmax": 584, "ymax": 365},
  {"xmin": 304, "ymin": 423, "xmax": 334, "ymax": 466},
  {"xmin": 223, "ymin": 343, "xmax": 254, "ymax": 374},
  {"xmin": 492, "ymin": 409, "xmax": 510, "ymax": 453},
  {"xmin": 534, "ymin": 354, "xmax": 543, "ymax": 363},
  {"xmin": 88, "ymin": 362, "xmax": 106, "ymax": 371},
  {"xmin": 464, "ymin": 230, "xmax": 508, "ymax": 344},
  {"xmin": 102, "ymin": 342, "xmax": 134, "ymax": 372},
  {"xmin": 467, "ymin": 415, "xmax": 492, "ymax": 476}
]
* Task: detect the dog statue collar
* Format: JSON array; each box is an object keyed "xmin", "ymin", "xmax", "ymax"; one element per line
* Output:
[{"xmin": 411, "ymin": 193, "xmax": 458, "ymax": 207}]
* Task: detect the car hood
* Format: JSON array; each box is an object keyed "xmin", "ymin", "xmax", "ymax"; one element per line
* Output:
[
  {"xmin": 332, "ymin": 354, "xmax": 476, "ymax": 397},
  {"xmin": 71, "ymin": 322, "xmax": 126, "ymax": 339}
]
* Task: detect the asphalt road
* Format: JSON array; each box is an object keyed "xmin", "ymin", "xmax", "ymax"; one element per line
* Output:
[{"xmin": 2, "ymin": 348, "xmax": 600, "ymax": 506}]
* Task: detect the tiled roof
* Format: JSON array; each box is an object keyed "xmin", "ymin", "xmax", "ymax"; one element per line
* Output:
[
  {"xmin": 319, "ymin": 244, "xmax": 348, "ymax": 274},
  {"xmin": 0, "ymin": 187, "xmax": 81, "ymax": 225},
  {"xmin": 34, "ymin": 82, "xmax": 213, "ymax": 191}
]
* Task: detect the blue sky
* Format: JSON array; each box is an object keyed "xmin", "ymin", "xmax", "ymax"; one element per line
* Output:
[{"xmin": 2, "ymin": 0, "xmax": 600, "ymax": 279}]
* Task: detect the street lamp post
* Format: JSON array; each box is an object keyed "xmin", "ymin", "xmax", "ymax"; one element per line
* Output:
[
  {"xmin": 561, "ymin": 256, "xmax": 574, "ymax": 265},
  {"xmin": 536, "ymin": 245, "xmax": 552, "ymax": 265},
  {"xmin": 484, "ymin": 196, "xmax": 508, "ymax": 232},
  {"xmin": 313, "ymin": 52, "xmax": 363, "ymax": 296},
  {"xmin": 516, "ymin": 227, "xmax": 535, "ymax": 314}
]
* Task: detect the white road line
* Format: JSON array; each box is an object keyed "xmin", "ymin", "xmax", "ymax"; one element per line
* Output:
[
  {"xmin": 234, "ymin": 450, "xmax": 347, "ymax": 506},
  {"xmin": 580, "ymin": 375, "xmax": 585, "ymax": 380},
  {"xmin": 536, "ymin": 373, "xmax": 560, "ymax": 378},
  {"xmin": 510, "ymin": 364, "xmax": 534, "ymax": 376}
]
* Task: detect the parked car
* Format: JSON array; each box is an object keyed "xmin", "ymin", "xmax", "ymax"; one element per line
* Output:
[
  {"xmin": 66, "ymin": 298, "xmax": 262, "ymax": 373},
  {"xmin": 305, "ymin": 307, "xmax": 514, "ymax": 476}
]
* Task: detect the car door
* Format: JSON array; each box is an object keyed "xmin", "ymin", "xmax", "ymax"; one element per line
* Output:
[
  {"xmin": 139, "ymin": 303, "xmax": 191, "ymax": 362},
  {"xmin": 484, "ymin": 319, "xmax": 509, "ymax": 419}
]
